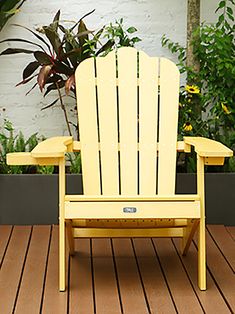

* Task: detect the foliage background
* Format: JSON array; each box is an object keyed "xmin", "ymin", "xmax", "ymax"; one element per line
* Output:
[
  {"xmin": 0, "ymin": 0, "xmax": 218, "ymax": 139},
  {"xmin": 0, "ymin": 0, "xmax": 234, "ymax": 173}
]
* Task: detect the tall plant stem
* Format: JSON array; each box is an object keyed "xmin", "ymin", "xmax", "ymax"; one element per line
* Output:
[
  {"xmin": 187, "ymin": 0, "xmax": 201, "ymax": 117},
  {"xmin": 186, "ymin": 0, "xmax": 200, "ymax": 76},
  {"xmin": 56, "ymin": 82, "xmax": 72, "ymax": 136}
]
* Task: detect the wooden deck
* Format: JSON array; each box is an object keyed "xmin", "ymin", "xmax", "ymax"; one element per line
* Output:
[{"xmin": 0, "ymin": 225, "xmax": 234, "ymax": 314}]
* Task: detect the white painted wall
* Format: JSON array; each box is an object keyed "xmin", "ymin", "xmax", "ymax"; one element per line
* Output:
[{"xmin": 0, "ymin": 0, "xmax": 221, "ymax": 138}]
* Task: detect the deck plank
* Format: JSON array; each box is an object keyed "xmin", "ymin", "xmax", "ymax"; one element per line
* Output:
[
  {"xmin": 133, "ymin": 238, "xmax": 177, "ymax": 314},
  {"xmin": 92, "ymin": 239, "xmax": 121, "ymax": 314},
  {"xmin": 173, "ymin": 238, "xmax": 231, "ymax": 314},
  {"xmin": 41, "ymin": 225, "xmax": 68, "ymax": 314},
  {"xmin": 0, "ymin": 225, "xmax": 12, "ymax": 266},
  {"xmin": 153, "ymin": 238, "xmax": 204, "ymax": 314},
  {"xmin": 194, "ymin": 230, "xmax": 235, "ymax": 312},
  {"xmin": 112, "ymin": 238, "xmax": 149, "ymax": 314},
  {"xmin": 226, "ymin": 226, "xmax": 235, "ymax": 242},
  {"xmin": 69, "ymin": 239, "xmax": 94, "ymax": 314},
  {"xmin": 207, "ymin": 225, "xmax": 235, "ymax": 272},
  {"xmin": 14, "ymin": 226, "xmax": 51, "ymax": 314},
  {"xmin": 0, "ymin": 226, "xmax": 31, "ymax": 314},
  {"xmin": 0, "ymin": 224, "xmax": 234, "ymax": 313}
]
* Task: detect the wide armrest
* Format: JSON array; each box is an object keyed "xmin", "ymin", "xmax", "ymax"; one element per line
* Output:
[
  {"xmin": 184, "ymin": 137, "xmax": 233, "ymax": 157},
  {"xmin": 7, "ymin": 136, "xmax": 73, "ymax": 166},
  {"xmin": 7, "ymin": 152, "xmax": 62, "ymax": 165},
  {"xmin": 31, "ymin": 136, "xmax": 73, "ymax": 157}
]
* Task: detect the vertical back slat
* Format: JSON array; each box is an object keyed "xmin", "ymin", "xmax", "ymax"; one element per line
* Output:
[
  {"xmin": 118, "ymin": 48, "xmax": 138, "ymax": 195},
  {"xmin": 96, "ymin": 51, "xmax": 119, "ymax": 195},
  {"xmin": 139, "ymin": 51, "xmax": 158, "ymax": 195},
  {"xmin": 75, "ymin": 58, "xmax": 101, "ymax": 195},
  {"xmin": 157, "ymin": 58, "xmax": 180, "ymax": 195}
]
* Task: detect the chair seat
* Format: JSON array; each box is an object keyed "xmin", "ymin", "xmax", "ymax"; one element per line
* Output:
[
  {"xmin": 65, "ymin": 194, "xmax": 200, "ymax": 201},
  {"xmin": 65, "ymin": 198, "xmax": 200, "ymax": 219}
]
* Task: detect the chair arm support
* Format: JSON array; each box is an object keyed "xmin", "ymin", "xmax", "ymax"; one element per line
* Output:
[
  {"xmin": 184, "ymin": 137, "xmax": 233, "ymax": 158},
  {"xmin": 7, "ymin": 136, "xmax": 73, "ymax": 165},
  {"xmin": 72, "ymin": 141, "xmax": 81, "ymax": 152}
]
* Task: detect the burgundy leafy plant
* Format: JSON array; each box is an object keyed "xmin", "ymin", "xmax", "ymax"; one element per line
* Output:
[{"xmin": 0, "ymin": 10, "xmax": 141, "ymax": 137}]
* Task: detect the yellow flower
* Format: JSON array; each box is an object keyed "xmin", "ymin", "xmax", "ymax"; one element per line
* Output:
[
  {"xmin": 185, "ymin": 85, "xmax": 200, "ymax": 94},
  {"xmin": 183, "ymin": 122, "xmax": 193, "ymax": 132},
  {"xmin": 221, "ymin": 103, "xmax": 231, "ymax": 114}
]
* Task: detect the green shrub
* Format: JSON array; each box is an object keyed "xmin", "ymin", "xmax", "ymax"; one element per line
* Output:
[{"xmin": 162, "ymin": 0, "xmax": 235, "ymax": 172}]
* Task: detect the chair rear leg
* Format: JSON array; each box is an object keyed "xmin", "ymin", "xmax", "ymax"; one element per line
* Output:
[
  {"xmin": 181, "ymin": 219, "xmax": 199, "ymax": 256},
  {"xmin": 66, "ymin": 220, "xmax": 75, "ymax": 256}
]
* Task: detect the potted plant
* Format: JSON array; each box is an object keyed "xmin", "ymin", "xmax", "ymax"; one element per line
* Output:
[{"xmin": 0, "ymin": 119, "xmax": 84, "ymax": 224}]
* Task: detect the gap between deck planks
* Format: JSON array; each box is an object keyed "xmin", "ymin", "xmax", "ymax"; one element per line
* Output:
[{"xmin": 0, "ymin": 225, "xmax": 234, "ymax": 314}]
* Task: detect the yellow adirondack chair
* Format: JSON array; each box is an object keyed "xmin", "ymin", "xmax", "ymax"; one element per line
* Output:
[{"xmin": 7, "ymin": 47, "xmax": 233, "ymax": 292}]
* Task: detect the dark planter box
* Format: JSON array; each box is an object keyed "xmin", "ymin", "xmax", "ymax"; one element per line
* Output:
[
  {"xmin": 0, "ymin": 173, "xmax": 234, "ymax": 225},
  {"xmin": 0, "ymin": 174, "xmax": 83, "ymax": 225}
]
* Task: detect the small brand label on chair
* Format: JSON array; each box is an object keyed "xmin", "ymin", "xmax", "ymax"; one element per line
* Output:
[{"xmin": 123, "ymin": 207, "xmax": 137, "ymax": 213}]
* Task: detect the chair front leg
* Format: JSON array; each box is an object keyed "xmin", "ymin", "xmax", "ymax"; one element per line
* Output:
[
  {"xmin": 59, "ymin": 157, "xmax": 66, "ymax": 291},
  {"xmin": 197, "ymin": 155, "xmax": 206, "ymax": 290}
]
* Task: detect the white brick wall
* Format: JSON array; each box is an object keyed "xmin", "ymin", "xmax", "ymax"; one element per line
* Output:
[{"xmin": 0, "ymin": 0, "xmax": 220, "ymax": 138}]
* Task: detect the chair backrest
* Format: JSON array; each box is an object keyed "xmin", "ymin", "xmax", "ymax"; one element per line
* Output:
[{"xmin": 75, "ymin": 47, "xmax": 180, "ymax": 196}]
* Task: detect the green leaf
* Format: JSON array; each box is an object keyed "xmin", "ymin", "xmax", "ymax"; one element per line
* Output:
[
  {"xmin": 95, "ymin": 39, "xmax": 114, "ymax": 56},
  {"xmin": 25, "ymin": 133, "xmax": 38, "ymax": 147},
  {"xmin": 127, "ymin": 26, "xmax": 137, "ymax": 34},
  {"xmin": 12, "ymin": 24, "xmax": 52, "ymax": 55},
  {"xmin": 0, "ymin": 0, "xmax": 26, "ymax": 31},
  {"xmin": 227, "ymin": 13, "xmax": 234, "ymax": 21},
  {"xmin": 0, "ymin": 48, "xmax": 34, "ymax": 55},
  {"xmin": 227, "ymin": 6, "xmax": 233, "ymax": 14},
  {"xmin": 131, "ymin": 36, "xmax": 141, "ymax": 43},
  {"xmin": 0, "ymin": 38, "xmax": 46, "ymax": 52},
  {"xmin": 23, "ymin": 61, "xmax": 40, "ymax": 80},
  {"xmin": 1, "ymin": 0, "xmax": 23, "ymax": 11},
  {"xmin": 219, "ymin": 0, "xmax": 226, "ymax": 8},
  {"xmin": 41, "ymin": 98, "xmax": 59, "ymax": 110},
  {"xmin": 53, "ymin": 10, "xmax": 60, "ymax": 28},
  {"xmin": 77, "ymin": 19, "xmax": 89, "ymax": 59},
  {"xmin": 64, "ymin": 42, "xmax": 79, "ymax": 67},
  {"xmin": 45, "ymin": 74, "xmax": 63, "ymax": 84},
  {"xmin": 61, "ymin": 47, "xmax": 82, "ymax": 59},
  {"xmin": 74, "ymin": 30, "xmax": 93, "ymax": 39},
  {"xmin": 25, "ymin": 82, "xmax": 37, "ymax": 95},
  {"xmin": 43, "ymin": 26, "xmax": 62, "ymax": 57},
  {"xmin": 69, "ymin": 9, "xmax": 95, "ymax": 32},
  {"xmin": 94, "ymin": 27, "xmax": 105, "ymax": 42},
  {"xmin": 44, "ymin": 80, "xmax": 65, "ymax": 97},
  {"xmin": 34, "ymin": 51, "xmax": 52, "ymax": 65},
  {"xmin": 53, "ymin": 60, "xmax": 73, "ymax": 75},
  {"xmin": 16, "ymin": 73, "xmax": 38, "ymax": 87},
  {"xmin": 218, "ymin": 14, "xmax": 225, "ymax": 24}
]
